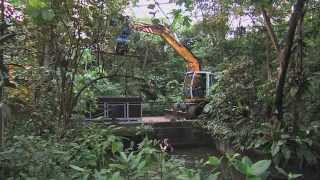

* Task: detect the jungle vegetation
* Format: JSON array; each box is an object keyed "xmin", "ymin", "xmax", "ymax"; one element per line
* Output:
[{"xmin": 0, "ymin": 0, "xmax": 319, "ymax": 179}]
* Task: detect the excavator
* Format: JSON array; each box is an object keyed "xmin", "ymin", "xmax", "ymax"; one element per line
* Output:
[{"xmin": 116, "ymin": 22, "xmax": 214, "ymax": 118}]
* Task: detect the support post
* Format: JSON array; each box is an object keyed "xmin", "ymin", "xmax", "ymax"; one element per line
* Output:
[{"xmin": 104, "ymin": 102, "xmax": 107, "ymax": 118}]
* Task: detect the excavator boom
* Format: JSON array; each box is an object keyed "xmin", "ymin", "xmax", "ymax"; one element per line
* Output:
[
  {"xmin": 115, "ymin": 22, "xmax": 214, "ymax": 118},
  {"xmin": 129, "ymin": 23, "xmax": 200, "ymax": 72}
]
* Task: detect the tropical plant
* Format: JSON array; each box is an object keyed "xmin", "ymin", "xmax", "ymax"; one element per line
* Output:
[{"xmin": 227, "ymin": 154, "xmax": 271, "ymax": 180}]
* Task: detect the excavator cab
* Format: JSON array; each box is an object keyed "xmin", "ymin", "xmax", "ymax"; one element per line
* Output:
[{"xmin": 184, "ymin": 71, "xmax": 214, "ymax": 101}]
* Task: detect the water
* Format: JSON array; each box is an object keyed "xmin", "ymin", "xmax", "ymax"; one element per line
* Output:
[
  {"xmin": 169, "ymin": 147, "xmax": 320, "ymax": 180},
  {"xmin": 169, "ymin": 146, "xmax": 221, "ymax": 167},
  {"xmin": 167, "ymin": 146, "xmax": 242, "ymax": 179}
]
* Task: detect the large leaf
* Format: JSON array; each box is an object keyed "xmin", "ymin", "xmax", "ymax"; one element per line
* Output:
[
  {"xmin": 171, "ymin": 9, "xmax": 182, "ymax": 27},
  {"xmin": 241, "ymin": 156, "xmax": 253, "ymax": 166},
  {"xmin": 205, "ymin": 156, "xmax": 221, "ymax": 167},
  {"xmin": 119, "ymin": 152, "xmax": 128, "ymax": 163},
  {"xmin": 271, "ymin": 142, "xmax": 280, "ymax": 156},
  {"xmin": 69, "ymin": 164, "xmax": 86, "ymax": 172},
  {"xmin": 288, "ymin": 173, "xmax": 303, "ymax": 179},
  {"xmin": 28, "ymin": 0, "xmax": 46, "ymax": 8},
  {"xmin": 41, "ymin": 9, "xmax": 55, "ymax": 21},
  {"xmin": 9, "ymin": 0, "xmax": 23, "ymax": 6},
  {"xmin": 249, "ymin": 160, "xmax": 271, "ymax": 176},
  {"xmin": 275, "ymin": 166, "xmax": 287, "ymax": 176},
  {"xmin": 233, "ymin": 160, "xmax": 249, "ymax": 175},
  {"xmin": 111, "ymin": 141, "xmax": 123, "ymax": 154}
]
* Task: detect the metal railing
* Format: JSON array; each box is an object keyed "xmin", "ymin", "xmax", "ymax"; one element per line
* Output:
[{"xmin": 85, "ymin": 102, "xmax": 142, "ymax": 123}]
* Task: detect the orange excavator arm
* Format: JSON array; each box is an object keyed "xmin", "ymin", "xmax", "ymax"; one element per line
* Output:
[{"xmin": 129, "ymin": 23, "xmax": 200, "ymax": 72}]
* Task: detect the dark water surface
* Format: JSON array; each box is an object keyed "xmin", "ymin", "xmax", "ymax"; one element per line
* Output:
[
  {"xmin": 168, "ymin": 146, "xmax": 320, "ymax": 180},
  {"xmin": 169, "ymin": 147, "xmax": 220, "ymax": 162},
  {"xmin": 170, "ymin": 146, "xmax": 221, "ymax": 166},
  {"xmin": 168, "ymin": 146, "xmax": 243, "ymax": 179}
]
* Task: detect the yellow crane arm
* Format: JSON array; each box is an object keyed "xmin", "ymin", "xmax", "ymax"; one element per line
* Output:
[{"xmin": 129, "ymin": 23, "xmax": 200, "ymax": 72}]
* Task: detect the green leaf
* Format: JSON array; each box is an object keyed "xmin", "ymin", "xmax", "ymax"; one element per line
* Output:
[
  {"xmin": 183, "ymin": 0, "xmax": 193, "ymax": 9},
  {"xmin": 69, "ymin": 164, "xmax": 86, "ymax": 172},
  {"xmin": 27, "ymin": 8, "xmax": 40, "ymax": 18},
  {"xmin": 233, "ymin": 160, "xmax": 249, "ymax": 175},
  {"xmin": 109, "ymin": 163, "xmax": 127, "ymax": 170},
  {"xmin": 51, "ymin": 150, "xmax": 66, "ymax": 154},
  {"xmin": 252, "ymin": 0, "xmax": 272, "ymax": 8},
  {"xmin": 275, "ymin": 166, "xmax": 287, "ymax": 176},
  {"xmin": 241, "ymin": 156, "xmax": 253, "ymax": 166},
  {"xmin": 205, "ymin": 156, "xmax": 221, "ymax": 167},
  {"xmin": 271, "ymin": 142, "xmax": 280, "ymax": 156},
  {"xmin": 254, "ymin": 138, "xmax": 268, "ymax": 148},
  {"xmin": 41, "ymin": 9, "xmax": 55, "ymax": 21},
  {"xmin": 111, "ymin": 141, "xmax": 123, "ymax": 154},
  {"xmin": 137, "ymin": 160, "xmax": 146, "ymax": 170},
  {"xmin": 288, "ymin": 172, "xmax": 303, "ymax": 179},
  {"xmin": 109, "ymin": 172, "xmax": 124, "ymax": 180},
  {"xmin": 226, "ymin": 153, "xmax": 240, "ymax": 162},
  {"xmin": 119, "ymin": 152, "xmax": 128, "ymax": 162},
  {"xmin": 28, "ymin": 0, "xmax": 46, "ymax": 8},
  {"xmin": 249, "ymin": 160, "xmax": 271, "ymax": 176},
  {"xmin": 171, "ymin": 9, "xmax": 182, "ymax": 27},
  {"xmin": 9, "ymin": 0, "xmax": 23, "ymax": 6},
  {"xmin": 183, "ymin": 16, "xmax": 191, "ymax": 26},
  {"xmin": 151, "ymin": 18, "xmax": 160, "ymax": 25}
]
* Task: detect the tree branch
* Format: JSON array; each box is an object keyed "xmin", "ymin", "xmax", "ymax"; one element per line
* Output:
[
  {"xmin": 72, "ymin": 74, "xmax": 146, "ymax": 107},
  {"xmin": 262, "ymin": 8, "xmax": 280, "ymax": 53}
]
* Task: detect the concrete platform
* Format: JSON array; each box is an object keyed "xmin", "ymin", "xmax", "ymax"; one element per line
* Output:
[
  {"xmin": 85, "ymin": 116, "xmax": 211, "ymax": 147},
  {"xmin": 142, "ymin": 116, "xmax": 171, "ymax": 123}
]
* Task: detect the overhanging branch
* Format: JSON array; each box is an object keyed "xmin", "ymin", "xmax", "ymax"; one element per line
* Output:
[
  {"xmin": 73, "ymin": 74, "xmax": 146, "ymax": 107},
  {"xmin": 262, "ymin": 8, "xmax": 280, "ymax": 53}
]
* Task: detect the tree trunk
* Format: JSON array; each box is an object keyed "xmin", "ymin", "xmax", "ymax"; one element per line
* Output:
[
  {"xmin": 265, "ymin": 36, "xmax": 273, "ymax": 81},
  {"xmin": 292, "ymin": 11, "xmax": 305, "ymax": 132},
  {"xmin": 275, "ymin": 0, "xmax": 306, "ymax": 121},
  {"xmin": 264, "ymin": 36, "xmax": 273, "ymax": 120},
  {"xmin": 0, "ymin": 0, "xmax": 4, "ymax": 146},
  {"xmin": 0, "ymin": 102, "xmax": 3, "ymax": 146}
]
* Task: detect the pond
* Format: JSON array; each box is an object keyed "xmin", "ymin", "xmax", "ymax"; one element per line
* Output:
[{"xmin": 170, "ymin": 146, "xmax": 221, "ymax": 167}]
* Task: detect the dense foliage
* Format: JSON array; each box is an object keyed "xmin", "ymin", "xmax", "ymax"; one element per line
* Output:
[
  {"xmin": 0, "ymin": 0, "xmax": 319, "ymax": 179},
  {"xmin": 1, "ymin": 124, "xmax": 275, "ymax": 180},
  {"xmin": 191, "ymin": 0, "xmax": 320, "ymax": 175}
]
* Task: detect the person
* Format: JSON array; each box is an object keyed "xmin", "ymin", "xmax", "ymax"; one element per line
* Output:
[{"xmin": 160, "ymin": 138, "xmax": 174, "ymax": 152}]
